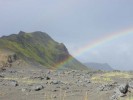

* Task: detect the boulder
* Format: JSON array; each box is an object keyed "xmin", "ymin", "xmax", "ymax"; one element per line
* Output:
[
  {"xmin": 50, "ymin": 80, "xmax": 61, "ymax": 85},
  {"xmin": 31, "ymin": 84, "xmax": 44, "ymax": 91},
  {"xmin": 129, "ymin": 81, "xmax": 133, "ymax": 88},
  {"xmin": 9, "ymin": 80, "xmax": 18, "ymax": 87},
  {"xmin": 111, "ymin": 83, "xmax": 129, "ymax": 99},
  {"xmin": 118, "ymin": 83, "xmax": 128, "ymax": 94}
]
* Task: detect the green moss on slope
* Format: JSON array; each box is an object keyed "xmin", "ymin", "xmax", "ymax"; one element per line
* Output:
[{"xmin": 0, "ymin": 31, "xmax": 87, "ymax": 70}]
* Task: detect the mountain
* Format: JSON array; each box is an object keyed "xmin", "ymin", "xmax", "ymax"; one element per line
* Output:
[
  {"xmin": 84, "ymin": 62, "xmax": 114, "ymax": 71},
  {"xmin": 0, "ymin": 31, "xmax": 87, "ymax": 70}
]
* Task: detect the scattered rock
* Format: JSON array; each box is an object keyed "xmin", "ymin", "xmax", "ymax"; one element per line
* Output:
[
  {"xmin": 31, "ymin": 84, "xmax": 44, "ymax": 91},
  {"xmin": 84, "ymin": 79, "xmax": 91, "ymax": 83},
  {"xmin": 21, "ymin": 88, "xmax": 31, "ymax": 92},
  {"xmin": 62, "ymin": 86, "xmax": 69, "ymax": 90},
  {"xmin": 98, "ymin": 83, "xmax": 115, "ymax": 91},
  {"xmin": 8, "ymin": 70, "xmax": 17, "ymax": 73},
  {"xmin": 129, "ymin": 81, "xmax": 133, "ymax": 88},
  {"xmin": 53, "ymin": 95, "xmax": 57, "ymax": 98},
  {"xmin": 7, "ymin": 54, "xmax": 17, "ymax": 63},
  {"xmin": 118, "ymin": 83, "xmax": 128, "ymax": 94},
  {"xmin": 111, "ymin": 83, "xmax": 129, "ymax": 99},
  {"xmin": 46, "ymin": 76, "xmax": 50, "ymax": 80},
  {"xmin": 50, "ymin": 80, "xmax": 61, "ymax": 85},
  {"xmin": 0, "ymin": 74, "xmax": 4, "ymax": 78},
  {"xmin": 0, "ymin": 68, "xmax": 6, "ymax": 72},
  {"xmin": 52, "ymin": 89, "xmax": 58, "ymax": 92},
  {"xmin": 9, "ymin": 80, "xmax": 18, "ymax": 87},
  {"xmin": 110, "ymin": 94, "xmax": 118, "ymax": 100},
  {"xmin": 30, "ymin": 76, "xmax": 44, "ymax": 80}
]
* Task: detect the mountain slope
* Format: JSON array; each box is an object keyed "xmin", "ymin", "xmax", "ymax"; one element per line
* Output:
[
  {"xmin": 84, "ymin": 62, "xmax": 114, "ymax": 71},
  {"xmin": 0, "ymin": 31, "xmax": 87, "ymax": 70}
]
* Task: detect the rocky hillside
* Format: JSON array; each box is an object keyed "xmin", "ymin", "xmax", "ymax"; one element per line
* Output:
[
  {"xmin": 0, "ymin": 31, "xmax": 87, "ymax": 70},
  {"xmin": 0, "ymin": 50, "xmax": 17, "ymax": 69}
]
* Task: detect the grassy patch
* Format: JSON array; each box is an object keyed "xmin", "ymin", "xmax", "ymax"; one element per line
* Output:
[
  {"xmin": 3, "ymin": 77, "xmax": 43, "ymax": 85},
  {"xmin": 91, "ymin": 75, "xmax": 113, "ymax": 83},
  {"xmin": 104, "ymin": 72, "xmax": 132, "ymax": 78},
  {"xmin": 91, "ymin": 72, "xmax": 133, "ymax": 83}
]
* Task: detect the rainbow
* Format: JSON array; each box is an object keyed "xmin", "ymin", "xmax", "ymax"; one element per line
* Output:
[{"xmin": 53, "ymin": 27, "xmax": 133, "ymax": 69}]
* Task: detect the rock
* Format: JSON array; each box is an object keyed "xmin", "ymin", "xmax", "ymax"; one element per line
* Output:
[
  {"xmin": 118, "ymin": 83, "xmax": 128, "ymax": 94},
  {"xmin": 110, "ymin": 94, "xmax": 118, "ymax": 100},
  {"xmin": 31, "ymin": 84, "xmax": 44, "ymax": 91},
  {"xmin": 0, "ymin": 68, "xmax": 6, "ymax": 72},
  {"xmin": 9, "ymin": 70, "xmax": 17, "ymax": 73},
  {"xmin": 52, "ymin": 89, "xmax": 58, "ymax": 92},
  {"xmin": 21, "ymin": 88, "xmax": 31, "ymax": 92},
  {"xmin": 21, "ymin": 88, "xmax": 27, "ymax": 92},
  {"xmin": 119, "ymin": 93, "xmax": 126, "ymax": 97},
  {"xmin": 129, "ymin": 81, "xmax": 133, "ymax": 88},
  {"xmin": 111, "ymin": 83, "xmax": 129, "ymax": 99},
  {"xmin": 8, "ymin": 54, "xmax": 17, "ymax": 63},
  {"xmin": 84, "ymin": 79, "xmax": 91, "ymax": 83},
  {"xmin": 62, "ymin": 86, "xmax": 69, "ymax": 90},
  {"xmin": 46, "ymin": 76, "xmax": 50, "ymax": 80},
  {"xmin": 50, "ymin": 80, "xmax": 61, "ymax": 85},
  {"xmin": 47, "ymin": 70, "xmax": 51, "ymax": 74},
  {"xmin": 98, "ymin": 83, "xmax": 115, "ymax": 91},
  {"xmin": 53, "ymin": 95, "xmax": 57, "ymax": 98},
  {"xmin": 30, "ymin": 76, "xmax": 44, "ymax": 80},
  {"xmin": 10, "ymin": 80, "xmax": 18, "ymax": 87},
  {"xmin": 0, "ymin": 74, "xmax": 4, "ymax": 78}
]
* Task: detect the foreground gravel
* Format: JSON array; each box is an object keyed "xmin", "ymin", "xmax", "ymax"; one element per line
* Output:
[{"xmin": 0, "ymin": 67, "xmax": 133, "ymax": 100}]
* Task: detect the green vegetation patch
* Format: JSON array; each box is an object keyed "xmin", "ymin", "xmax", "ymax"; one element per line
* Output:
[{"xmin": 0, "ymin": 32, "xmax": 87, "ymax": 69}]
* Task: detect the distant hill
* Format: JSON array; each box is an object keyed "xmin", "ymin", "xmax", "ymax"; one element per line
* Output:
[
  {"xmin": 84, "ymin": 62, "xmax": 114, "ymax": 71},
  {"xmin": 0, "ymin": 31, "xmax": 87, "ymax": 70}
]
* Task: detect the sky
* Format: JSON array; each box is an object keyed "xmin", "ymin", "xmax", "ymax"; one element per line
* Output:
[{"xmin": 0, "ymin": 0, "xmax": 133, "ymax": 70}]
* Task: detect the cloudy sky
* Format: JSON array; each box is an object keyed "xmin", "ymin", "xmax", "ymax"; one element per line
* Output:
[{"xmin": 0, "ymin": 0, "xmax": 133, "ymax": 70}]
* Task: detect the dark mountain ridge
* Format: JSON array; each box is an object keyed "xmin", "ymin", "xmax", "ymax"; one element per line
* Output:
[{"xmin": 84, "ymin": 62, "xmax": 114, "ymax": 71}]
